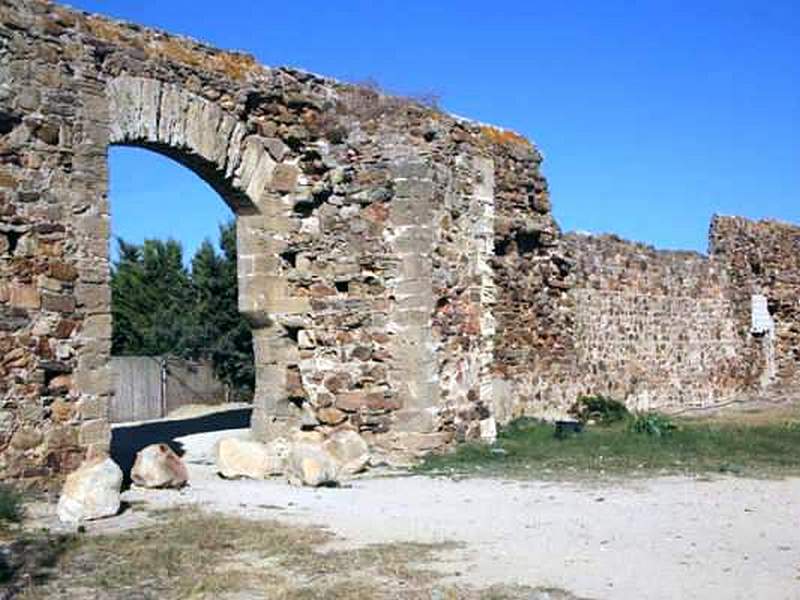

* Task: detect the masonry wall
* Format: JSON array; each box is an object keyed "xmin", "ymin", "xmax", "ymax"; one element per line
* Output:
[
  {"xmin": 561, "ymin": 233, "xmax": 749, "ymax": 411},
  {"xmin": 489, "ymin": 142, "xmax": 575, "ymax": 421},
  {"xmin": 710, "ymin": 216, "xmax": 800, "ymax": 389},
  {"xmin": 0, "ymin": 0, "xmax": 550, "ymax": 480},
  {"xmin": 494, "ymin": 217, "xmax": 800, "ymax": 420},
  {"xmin": 1, "ymin": 1, "xmax": 798, "ymax": 484}
]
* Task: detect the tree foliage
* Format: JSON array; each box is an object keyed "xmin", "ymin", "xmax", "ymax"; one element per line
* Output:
[{"xmin": 111, "ymin": 221, "xmax": 254, "ymax": 398}]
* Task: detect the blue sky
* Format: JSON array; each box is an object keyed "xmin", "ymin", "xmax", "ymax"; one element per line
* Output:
[{"xmin": 70, "ymin": 0, "xmax": 799, "ymax": 257}]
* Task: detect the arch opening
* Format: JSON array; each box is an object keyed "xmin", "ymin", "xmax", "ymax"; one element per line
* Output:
[
  {"xmin": 110, "ymin": 140, "xmax": 259, "ymax": 217},
  {"xmin": 103, "ymin": 74, "xmax": 304, "ymax": 461},
  {"xmin": 105, "ymin": 145, "xmax": 257, "ymax": 481}
]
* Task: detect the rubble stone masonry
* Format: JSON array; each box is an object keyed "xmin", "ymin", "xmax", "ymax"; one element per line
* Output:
[
  {"xmin": 0, "ymin": 0, "xmax": 798, "ymax": 483},
  {"xmin": 494, "ymin": 218, "xmax": 800, "ymax": 420}
]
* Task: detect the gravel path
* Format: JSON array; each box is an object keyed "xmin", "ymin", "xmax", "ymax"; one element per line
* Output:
[{"xmin": 78, "ymin": 428, "xmax": 800, "ymax": 599}]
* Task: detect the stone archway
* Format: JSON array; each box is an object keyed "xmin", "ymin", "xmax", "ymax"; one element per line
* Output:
[
  {"xmin": 1, "ymin": 0, "xmax": 559, "ymax": 484},
  {"xmin": 104, "ymin": 75, "xmax": 303, "ymax": 442}
]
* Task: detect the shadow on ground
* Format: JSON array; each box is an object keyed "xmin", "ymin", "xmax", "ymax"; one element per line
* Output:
[{"xmin": 110, "ymin": 407, "xmax": 252, "ymax": 486}]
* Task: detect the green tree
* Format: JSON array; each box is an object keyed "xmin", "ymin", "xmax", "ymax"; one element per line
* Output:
[
  {"xmin": 188, "ymin": 222, "xmax": 254, "ymax": 396},
  {"xmin": 111, "ymin": 222, "xmax": 254, "ymax": 399},
  {"xmin": 111, "ymin": 238, "xmax": 194, "ymax": 357}
]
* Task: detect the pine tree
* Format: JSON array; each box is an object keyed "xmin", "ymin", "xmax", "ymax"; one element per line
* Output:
[
  {"xmin": 111, "ymin": 237, "xmax": 193, "ymax": 356},
  {"xmin": 190, "ymin": 222, "xmax": 254, "ymax": 397},
  {"xmin": 111, "ymin": 222, "xmax": 254, "ymax": 399}
]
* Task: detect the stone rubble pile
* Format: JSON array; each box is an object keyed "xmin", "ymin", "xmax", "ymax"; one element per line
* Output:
[
  {"xmin": 56, "ymin": 428, "xmax": 374, "ymax": 523},
  {"xmin": 215, "ymin": 428, "xmax": 372, "ymax": 487}
]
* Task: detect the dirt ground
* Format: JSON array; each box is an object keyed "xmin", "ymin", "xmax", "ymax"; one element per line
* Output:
[{"xmin": 34, "ymin": 427, "xmax": 800, "ymax": 600}]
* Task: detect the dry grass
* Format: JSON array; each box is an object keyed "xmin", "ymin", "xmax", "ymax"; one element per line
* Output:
[
  {"xmin": 680, "ymin": 400, "xmax": 800, "ymax": 427},
  {"xmin": 12, "ymin": 509, "xmax": 576, "ymax": 599}
]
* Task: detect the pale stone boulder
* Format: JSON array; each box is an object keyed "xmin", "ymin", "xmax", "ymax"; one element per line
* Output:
[
  {"xmin": 323, "ymin": 429, "xmax": 370, "ymax": 475},
  {"xmin": 131, "ymin": 444, "xmax": 188, "ymax": 489},
  {"xmin": 216, "ymin": 437, "xmax": 288, "ymax": 479},
  {"xmin": 57, "ymin": 455, "xmax": 123, "ymax": 523},
  {"xmin": 285, "ymin": 442, "xmax": 340, "ymax": 487}
]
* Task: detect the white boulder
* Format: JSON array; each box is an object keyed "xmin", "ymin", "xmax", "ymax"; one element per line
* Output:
[
  {"xmin": 216, "ymin": 437, "xmax": 288, "ymax": 479},
  {"xmin": 285, "ymin": 442, "xmax": 340, "ymax": 487},
  {"xmin": 323, "ymin": 429, "xmax": 370, "ymax": 475},
  {"xmin": 131, "ymin": 443, "xmax": 188, "ymax": 489},
  {"xmin": 57, "ymin": 455, "xmax": 123, "ymax": 523}
]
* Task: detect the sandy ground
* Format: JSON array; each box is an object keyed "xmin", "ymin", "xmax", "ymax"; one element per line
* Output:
[{"xmin": 46, "ymin": 427, "xmax": 800, "ymax": 600}]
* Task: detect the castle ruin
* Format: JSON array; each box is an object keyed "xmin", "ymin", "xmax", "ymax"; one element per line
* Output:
[{"xmin": 1, "ymin": 0, "xmax": 798, "ymax": 482}]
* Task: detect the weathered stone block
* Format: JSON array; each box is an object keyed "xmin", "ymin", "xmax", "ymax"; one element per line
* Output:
[
  {"xmin": 78, "ymin": 419, "xmax": 111, "ymax": 447},
  {"xmin": 335, "ymin": 391, "xmax": 401, "ymax": 413},
  {"xmin": 76, "ymin": 396, "xmax": 108, "ymax": 420},
  {"xmin": 270, "ymin": 163, "xmax": 299, "ymax": 193},
  {"xmin": 9, "ymin": 285, "xmax": 40, "ymax": 309},
  {"xmin": 10, "ymin": 427, "xmax": 44, "ymax": 451},
  {"xmin": 41, "ymin": 292, "xmax": 76, "ymax": 313},
  {"xmin": 75, "ymin": 283, "xmax": 111, "ymax": 314},
  {"xmin": 50, "ymin": 398, "xmax": 76, "ymax": 423},
  {"xmin": 49, "ymin": 261, "xmax": 78, "ymax": 281}
]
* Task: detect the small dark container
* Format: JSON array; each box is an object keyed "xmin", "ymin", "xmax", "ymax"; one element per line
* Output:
[{"xmin": 554, "ymin": 420, "xmax": 584, "ymax": 440}]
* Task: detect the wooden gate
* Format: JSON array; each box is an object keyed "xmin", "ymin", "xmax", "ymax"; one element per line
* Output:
[{"xmin": 110, "ymin": 356, "xmax": 226, "ymax": 423}]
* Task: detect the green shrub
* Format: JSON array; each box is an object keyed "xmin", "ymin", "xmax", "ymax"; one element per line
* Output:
[
  {"xmin": 568, "ymin": 395, "xmax": 630, "ymax": 425},
  {"xmin": 628, "ymin": 412, "xmax": 677, "ymax": 437},
  {"xmin": 0, "ymin": 484, "xmax": 25, "ymax": 524}
]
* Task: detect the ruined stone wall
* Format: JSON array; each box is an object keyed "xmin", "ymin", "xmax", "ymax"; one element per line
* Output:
[
  {"xmin": 495, "ymin": 217, "xmax": 800, "ymax": 419},
  {"xmin": 2, "ymin": 1, "xmax": 797, "ymax": 483},
  {"xmin": 489, "ymin": 141, "xmax": 575, "ymax": 421},
  {"xmin": 560, "ymin": 234, "xmax": 749, "ymax": 411},
  {"xmin": 710, "ymin": 216, "xmax": 800, "ymax": 389},
  {"xmin": 0, "ymin": 0, "xmax": 552, "ymax": 481}
]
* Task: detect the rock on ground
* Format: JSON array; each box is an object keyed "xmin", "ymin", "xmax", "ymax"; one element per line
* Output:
[
  {"xmin": 285, "ymin": 442, "xmax": 340, "ymax": 487},
  {"xmin": 57, "ymin": 455, "xmax": 123, "ymax": 523},
  {"xmin": 216, "ymin": 437, "xmax": 289, "ymax": 479},
  {"xmin": 323, "ymin": 429, "xmax": 370, "ymax": 475},
  {"xmin": 131, "ymin": 444, "xmax": 188, "ymax": 489}
]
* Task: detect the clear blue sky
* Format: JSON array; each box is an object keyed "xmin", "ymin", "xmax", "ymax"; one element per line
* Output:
[{"xmin": 70, "ymin": 0, "xmax": 799, "ymax": 257}]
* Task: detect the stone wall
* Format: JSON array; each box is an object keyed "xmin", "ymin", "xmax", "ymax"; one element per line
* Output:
[
  {"xmin": 0, "ymin": 0, "xmax": 548, "ymax": 481},
  {"xmin": 710, "ymin": 216, "xmax": 800, "ymax": 389},
  {"xmin": 495, "ymin": 217, "xmax": 800, "ymax": 419},
  {"xmin": 1, "ymin": 0, "xmax": 798, "ymax": 483},
  {"xmin": 561, "ymin": 233, "xmax": 747, "ymax": 411}
]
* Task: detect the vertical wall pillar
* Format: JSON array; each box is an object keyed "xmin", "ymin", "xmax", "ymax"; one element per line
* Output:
[
  {"xmin": 238, "ymin": 178, "xmax": 310, "ymax": 441},
  {"xmin": 473, "ymin": 156, "xmax": 497, "ymax": 439},
  {"xmin": 386, "ymin": 160, "xmax": 438, "ymax": 421}
]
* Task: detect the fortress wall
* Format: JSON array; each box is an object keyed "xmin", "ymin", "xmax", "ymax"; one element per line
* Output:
[
  {"xmin": 561, "ymin": 233, "xmax": 748, "ymax": 411},
  {"xmin": 0, "ymin": 0, "xmax": 550, "ymax": 479},
  {"xmin": 710, "ymin": 216, "xmax": 800, "ymax": 389},
  {"xmin": 0, "ymin": 1, "xmax": 797, "ymax": 483},
  {"xmin": 488, "ymin": 141, "xmax": 576, "ymax": 421},
  {"xmin": 493, "ymin": 217, "xmax": 800, "ymax": 421}
]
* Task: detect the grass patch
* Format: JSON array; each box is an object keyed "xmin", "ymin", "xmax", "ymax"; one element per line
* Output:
[
  {"xmin": 16, "ymin": 509, "xmax": 571, "ymax": 599},
  {"xmin": 416, "ymin": 412, "xmax": 800, "ymax": 480},
  {"xmin": 569, "ymin": 395, "xmax": 630, "ymax": 425},
  {"xmin": 1, "ymin": 534, "xmax": 76, "ymax": 589}
]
